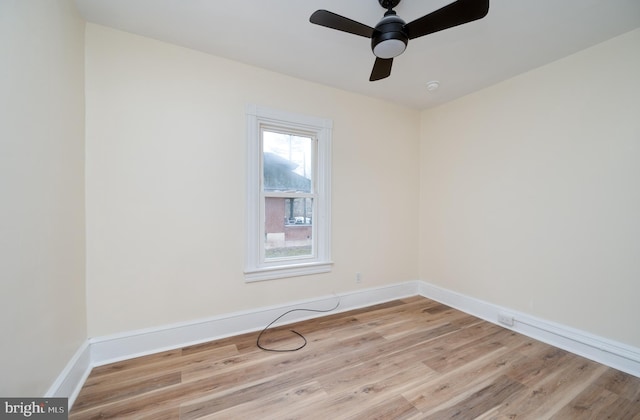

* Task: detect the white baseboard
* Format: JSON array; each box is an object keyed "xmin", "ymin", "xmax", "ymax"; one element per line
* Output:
[
  {"xmin": 45, "ymin": 340, "xmax": 92, "ymax": 409},
  {"xmin": 89, "ymin": 281, "xmax": 418, "ymax": 366},
  {"xmin": 417, "ymin": 281, "xmax": 640, "ymax": 378},
  {"xmin": 50, "ymin": 279, "xmax": 640, "ymax": 410}
]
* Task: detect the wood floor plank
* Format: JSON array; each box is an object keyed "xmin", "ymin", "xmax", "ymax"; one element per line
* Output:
[
  {"xmin": 404, "ymin": 347, "xmax": 524, "ymax": 414},
  {"xmin": 422, "ymin": 328, "xmax": 517, "ymax": 373},
  {"xmin": 195, "ymin": 381, "xmax": 328, "ymax": 420},
  {"xmin": 549, "ymin": 383, "xmax": 635, "ymax": 420},
  {"xmin": 428, "ymin": 374, "xmax": 526, "ymax": 419},
  {"xmin": 480, "ymin": 355, "xmax": 609, "ymax": 419},
  {"xmin": 74, "ymin": 344, "xmax": 239, "ymax": 411},
  {"xmin": 594, "ymin": 368, "xmax": 640, "ymax": 401},
  {"xmin": 316, "ymin": 354, "xmax": 436, "ymax": 396},
  {"xmin": 71, "ymin": 371, "xmax": 182, "ymax": 411},
  {"xmin": 285, "ymin": 362, "xmax": 431, "ymax": 419},
  {"xmin": 503, "ymin": 343, "xmax": 571, "ymax": 386},
  {"xmin": 345, "ymin": 395, "xmax": 421, "ymax": 420},
  {"xmin": 70, "ymin": 296, "xmax": 640, "ymax": 419}
]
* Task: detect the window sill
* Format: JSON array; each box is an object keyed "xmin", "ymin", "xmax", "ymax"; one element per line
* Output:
[{"xmin": 244, "ymin": 261, "xmax": 333, "ymax": 283}]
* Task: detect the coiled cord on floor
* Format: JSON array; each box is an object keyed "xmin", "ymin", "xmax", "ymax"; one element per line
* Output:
[{"xmin": 256, "ymin": 297, "xmax": 340, "ymax": 352}]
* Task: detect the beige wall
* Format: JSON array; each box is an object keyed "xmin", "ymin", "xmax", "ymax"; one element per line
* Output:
[
  {"xmin": 84, "ymin": 24, "xmax": 420, "ymax": 337},
  {"xmin": 419, "ymin": 29, "xmax": 640, "ymax": 347},
  {"xmin": 0, "ymin": 0, "xmax": 87, "ymax": 395}
]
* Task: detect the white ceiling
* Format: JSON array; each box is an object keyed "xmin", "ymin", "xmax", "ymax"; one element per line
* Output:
[{"xmin": 75, "ymin": 0, "xmax": 640, "ymax": 110}]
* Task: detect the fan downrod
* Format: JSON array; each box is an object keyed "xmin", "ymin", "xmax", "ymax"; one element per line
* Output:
[{"xmin": 379, "ymin": 0, "xmax": 401, "ymax": 10}]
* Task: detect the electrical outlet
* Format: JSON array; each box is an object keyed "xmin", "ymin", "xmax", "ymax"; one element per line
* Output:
[
  {"xmin": 498, "ymin": 313, "xmax": 515, "ymax": 327},
  {"xmin": 356, "ymin": 272, "xmax": 362, "ymax": 283}
]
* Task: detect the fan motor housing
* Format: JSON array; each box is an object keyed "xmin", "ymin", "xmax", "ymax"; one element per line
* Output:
[
  {"xmin": 371, "ymin": 12, "xmax": 408, "ymax": 59},
  {"xmin": 379, "ymin": 0, "xmax": 401, "ymax": 9}
]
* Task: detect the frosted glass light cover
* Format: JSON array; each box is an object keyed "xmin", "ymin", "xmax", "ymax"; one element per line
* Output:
[{"xmin": 373, "ymin": 39, "xmax": 406, "ymax": 59}]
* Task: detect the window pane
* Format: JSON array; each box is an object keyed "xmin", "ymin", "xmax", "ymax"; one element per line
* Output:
[
  {"xmin": 263, "ymin": 131, "xmax": 312, "ymax": 193},
  {"xmin": 265, "ymin": 197, "xmax": 313, "ymax": 259}
]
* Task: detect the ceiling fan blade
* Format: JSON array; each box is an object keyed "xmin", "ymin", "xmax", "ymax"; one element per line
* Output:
[
  {"xmin": 404, "ymin": 0, "xmax": 489, "ymax": 40},
  {"xmin": 310, "ymin": 10, "xmax": 374, "ymax": 38},
  {"xmin": 369, "ymin": 57, "xmax": 393, "ymax": 81}
]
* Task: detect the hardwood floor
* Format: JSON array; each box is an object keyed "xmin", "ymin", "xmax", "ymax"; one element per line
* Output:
[{"xmin": 70, "ymin": 297, "xmax": 640, "ymax": 419}]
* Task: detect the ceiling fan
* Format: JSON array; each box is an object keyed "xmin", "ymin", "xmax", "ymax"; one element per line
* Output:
[{"xmin": 310, "ymin": 0, "xmax": 489, "ymax": 81}]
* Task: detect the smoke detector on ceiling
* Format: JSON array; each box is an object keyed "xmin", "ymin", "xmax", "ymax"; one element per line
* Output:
[{"xmin": 426, "ymin": 81, "xmax": 440, "ymax": 91}]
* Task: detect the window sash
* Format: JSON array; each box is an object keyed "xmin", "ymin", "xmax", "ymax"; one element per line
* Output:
[
  {"xmin": 261, "ymin": 195, "xmax": 316, "ymax": 262},
  {"xmin": 245, "ymin": 104, "xmax": 333, "ymax": 282},
  {"xmin": 260, "ymin": 126, "xmax": 316, "ymax": 194}
]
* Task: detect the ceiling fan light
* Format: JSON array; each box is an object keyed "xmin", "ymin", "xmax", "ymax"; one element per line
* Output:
[
  {"xmin": 371, "ymin": 12, "xmax": 408, "ymax": 59},
  {"xmin": 373, "ymin": 38, "xmax": 407, "ymax": 59}
]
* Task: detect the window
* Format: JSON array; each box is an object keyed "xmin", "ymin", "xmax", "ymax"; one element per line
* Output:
[{"xmin": 245, "ymin": 105, "xmax": 332, "ymax": 281}]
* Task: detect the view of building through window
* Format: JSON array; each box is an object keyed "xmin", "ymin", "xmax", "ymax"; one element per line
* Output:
[{"xmin": 262, "ymin": 130, "xmax": 314, "ymax": 259}]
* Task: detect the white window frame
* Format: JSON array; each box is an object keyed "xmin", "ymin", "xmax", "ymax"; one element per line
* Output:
[{"xmin": 245, "ymin": 104, "xmax": 332, "ymax": 282}]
